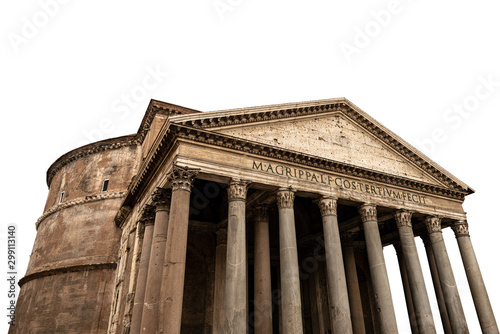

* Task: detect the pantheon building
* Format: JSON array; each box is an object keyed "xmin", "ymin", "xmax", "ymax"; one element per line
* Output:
[{"xmin": 10, "ymin": 98, "xmax": 498, "ymax": 333}]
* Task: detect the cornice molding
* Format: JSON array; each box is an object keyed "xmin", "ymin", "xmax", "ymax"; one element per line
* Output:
[
  {"xmin": 46, "ymin": 136, "xmax": 138, "ymax": 187},
  {"xmin": 19, "ymin": 262, "xmax": 117, "ymax": 287},
  {"xmin": 172, "ymin": 101, "xmax": 470, "ymax": 193},
  {"xmin": 36, "ymin": 192, "xmax": 126, "ymax": 230},
  {"xmin": 136, "ymin": 100, "xmax": 201, "ymax": 144},
  {"xmin": 171, "ymin": 125, "xmax": 468, "ymax": 200},
  {"xmin": 125, "ymin": 101, "xmax": 472, "ymax": 211}
]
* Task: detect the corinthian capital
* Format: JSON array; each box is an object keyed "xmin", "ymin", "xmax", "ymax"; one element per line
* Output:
[
  {"xmin": 140, "ymin": 204, "xmax": 156, "ymax": 226},
  {"xmin": 152, "ymin": 187, "xmax": 172, "ymax": 212},
  {"xmin": 227, "ymin": 179, "xmax": 250, "ymax": 201},
  {"xmin": 424, "ymin": 216, "xmax": 442, "ymax": 234},
  {"xmin": 253, "ymin": 205, "xmax": 269, "ymax": 223},
  {"xmin": 451, "ymin": 220, "xmax": 469, "ymax": 238},
  {"xmin": 276, "ymin": 188, "xmax": 296, "ymax": 209},
  {"xmin": 358, "ymin": 203, "xmax": 377, "ymax": 222},
  {"xmin": 216, "ymin": 228, "xmax": 227, "ymax": 246},
  {"xmin": 168, "ymin": 165, "xmax": 199, "ymax": 191},
  {"xmin": 315, "ymin": 197, "xmax": 338, "ymax": 216},
  {"xmin": 394, "ymin": 210, "xmax": 413, "ymax": 228}
]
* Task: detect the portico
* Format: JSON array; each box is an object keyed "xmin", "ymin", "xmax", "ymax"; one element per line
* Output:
[{"xmin": 111, "ymin": 98, "xmax": 498, "ymax": 334}]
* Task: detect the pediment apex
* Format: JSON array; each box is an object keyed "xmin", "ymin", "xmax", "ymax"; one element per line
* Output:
[{"xmin": 167, "ymin": 98, "xmax": 473, "ymax": 194}]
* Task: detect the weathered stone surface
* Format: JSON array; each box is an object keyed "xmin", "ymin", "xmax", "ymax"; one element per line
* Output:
[
  {"xmin": 216, "ymin": 114, "xmax": 440, "ymax": 185},
  {"xmin": 11, "ymin": 268, "xmax": 115, "ymax": 334},
  {"xmin": 15, "ymin": 98, "xmax": 496, "ymax": 334}
]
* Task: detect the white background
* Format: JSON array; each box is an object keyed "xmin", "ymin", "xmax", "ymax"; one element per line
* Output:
[{"xmin": 1, "ymin": 1, "xmax": 499, "ymax": 333}]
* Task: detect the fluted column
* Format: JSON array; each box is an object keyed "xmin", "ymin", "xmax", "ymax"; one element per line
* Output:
[
  {"xmin": 160, "ymin": 165, "xmax": 199, "ymax": 334},
  {"xmin": 276, "ymin": 188, "xmax": 303, "ymax": 333},
  {"xmin": 223, "ymin": 180, "xmax": 250, "ymax": 334},
  {"xmin": 358, "ymin": 203, "xmax": 398, "ymax": 333},
  {"xmin": 452, "ymin": 220, "xmax": 498, "ymax": 333},
  {"xmin": 130, "ymin": 206, "xmax": 155, "ymax": 334},
  {"xmin": 341, "ymin": 233, "xmax": 366, "ymax": 334},
  {"xmin": 213, "ymin": 228, "xmax": 227, "ymax": 334},
  {"xmin": 421, "ymin": 234, "xmax": 452, "ymax": 334},
  {"xmin": 253, "ymin": 205, "xmax": 273, "ymax": 334},
  {"xmin": 140, "ymin": 188, "xmax": 171, "ymax": 333},
  {"xmin": 316, "ymin": 197, "xmax": 352, "ymax": 334},
  {"xmin": 394, "ymin": 242, "xmax": 419, "ymax": 334},
  {"xmin": 424, "ymin": 216, "xmax": 469, "ymax": 333},
  {"xmin": 395, "ymin": 210, "xmax": 436, "ymax": 333}
]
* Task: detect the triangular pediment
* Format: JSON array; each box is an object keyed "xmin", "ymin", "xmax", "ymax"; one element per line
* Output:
[
  {"xmin": 167, "ymin": 98, "xmax": 472, "ymax": 193},
  {"xmin": 214, "ymin": 112, "xmax": 446, "ymax": 186}
]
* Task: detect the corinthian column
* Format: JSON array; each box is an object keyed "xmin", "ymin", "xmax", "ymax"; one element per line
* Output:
[
  {"xmin": 358, "ymin": 203, "xmax": 398, "ymax": 334},
  {"xmin": 160, "ymin": 165, "xmax": 199, "ymax": 334},
  {"xmin": 223, "ymin": 179, "xmax": 250, "ymax": 334},
  {"xmin": 394, "ymin": 242, "xmax": 419, "ymax": 334},
  {"xmin": 276, "ymin": 188, "xmax": 303, "ymax": 334},
  {"xmin": 213, "ymin": 228, "xmax": 227, "ymax": 334},
  {"xmin": 341, "ymin": 233, "xmax": 365, "ymax": 334},
  {"xmin": 253, "ymin": 205, "xmax": 273, "ymax": 334},
  {"xmin": 394, "ymin": 210, "xmax": 436, "ymax": 333},
  {"xmin": 424, "ymin": 216, "xmax": 468, "ymax": 333},
  {"xmin": 421, "ymin": 234, "xmax": 452, "ymax": 334},
  {"xmin": 451, "ymin": 220, "xmax": 498, "ymax": 333},
  {"xmin": 316, "ymin": 197, "xmax": 352, "ymax": 334},
  {"xmin": 130, "ymin": 205, "xmax": 155, "ymax": 334},
  {"xmin": 140, "ymin": 188, "xmax": 171, "ymax": 334}
]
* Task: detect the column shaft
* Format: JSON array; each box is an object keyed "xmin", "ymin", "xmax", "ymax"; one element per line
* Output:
[
  {"xmin": 253, "ymin": 206, "xmax": 273, "ymax": 334},
  {"xmin": 394, "ymin": 243, "xmax": 419, "ymax": 334},
  {"xmin": 130, "ymin": 206, "xmax": 155, "ymax": 334},
  {"xmin": 223, "ymin": 180, "xmax": 249, "ymax": 334},
  {"xmin": 425, "ymin": 217, "xmax": 469, "ymax": 334},
  {"xmin": 452, "ymin": 221, "xmax": 498, "ymax": 333},
  {"xmin": 160, "ymin": 166, "xmax": 198, "ymax": 334},
  {"xmin": 316, "ymin": 197, "xmax": 352, "ymax": 333},
  {"xmin": 213, "ymin": 229, "xmax": 227, "ymax": 334},
  {"xmin": 421, "ymin": 235, "xmax": 452, "ymax": 334},
  {"xmin": 395, "ymin": 211, "xmax": 436, "ymax": 333},
  {"xmin": 140, "ymin": 188, "xmax": 171, "ymax": 333},
  {"xmin": 342, "ymin": 234, "xmax": 366, "ymax": 334},
  {"xmin": 277, "ymin": 188, "xmax": 303, "ymax": 333},
  {"xmin": 359, "ymin": 204, "xmax": 398, "ymax": 334}
]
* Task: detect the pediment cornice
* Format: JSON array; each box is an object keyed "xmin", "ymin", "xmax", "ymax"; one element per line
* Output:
[
  {"xmin": 136, "ymin": 99, "xmax": 201, "ymax": 143},
  {"xmin": 169, "ymin": 98, "xmax": 472, "ymax": 194},
  {"xmin": 127, "ymin": 122, "xmax": 468, "ymax": 205}
]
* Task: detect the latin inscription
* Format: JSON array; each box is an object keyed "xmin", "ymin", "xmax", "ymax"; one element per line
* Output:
[{"xmin": 252, "ymin": 160, "xmax": 427, "ymax": 205}]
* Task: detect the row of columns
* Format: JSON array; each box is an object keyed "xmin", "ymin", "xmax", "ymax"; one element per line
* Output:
[{"xmin": 126, "ymin": 166, "xmax": 497, "ymax": 334}]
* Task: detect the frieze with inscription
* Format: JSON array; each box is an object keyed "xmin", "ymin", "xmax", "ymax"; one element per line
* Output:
[{"xmin": 252, "ymin": 160, "xmax": 428, "ymax": 205}]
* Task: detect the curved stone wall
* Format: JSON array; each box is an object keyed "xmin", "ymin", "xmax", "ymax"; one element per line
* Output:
[{"xmin": 10, "ymin": 136, "xmax": 139, "ymax": 334}]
